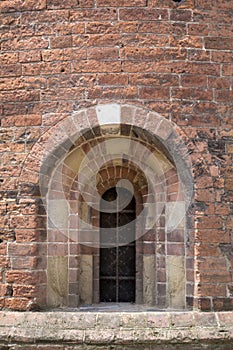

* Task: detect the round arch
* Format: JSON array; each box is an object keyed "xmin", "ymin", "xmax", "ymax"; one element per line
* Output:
[{"xmin": 17, "ymin": 103, "xmax": 195, "ymax": 310}]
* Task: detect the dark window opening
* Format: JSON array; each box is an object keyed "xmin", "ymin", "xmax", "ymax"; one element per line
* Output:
[{"xmin": 100, "ymin": 187, "xmax": 136, "ymax": 303}]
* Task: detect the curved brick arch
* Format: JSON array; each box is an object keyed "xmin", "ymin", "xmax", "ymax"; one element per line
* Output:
[
  {"xmin": 16, "ymin": 103, "xmax": 203, "ymax": 310},
  {"xmin": 19, "ymin": 103, "xmax": 194, "ymax": 196}
]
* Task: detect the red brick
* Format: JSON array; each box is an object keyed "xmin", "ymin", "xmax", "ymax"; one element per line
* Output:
[
  {"xmin": 205, "ymin": 37, "xmax": 233, "ymax": 50},
  {"xmin": 11, "ymin": 257, "xmax": 38, "ymax": 269},
  {"xmin": 42, "ymin": 48, "xmax": 86, "ymax": 62},
  {"xmin": 181, "ymin": 75, "xmax": 207, "ymax": 87},
  {"xmin": 72, "ymin": 60, "xmax": 121, "ymax": 73},
  {"xmin": 70, "ymin": 9, "xmax": 118, "ymax": 22},
  {"xmin": 0, "ymin": 0, "xmax": 46, "ymax": 12},
  {"xmin": 215, "ymin": 90, "xmax": 233, "ymax": 103},
  {"xmin": 13, "ymin": 285, "xmax": 37, "ymax": 298},
  {"xmin": 10, "ymin": 215, "xmax": 45, "ymax": 230},
  {"xmin": 222, "ymin": 64, "xmax": 233, "ymax": 76},
  {"xmin": 21, "ymin": 10, "xmax": 69, "ymax": 24},
  {"xmin": 197, "ymin": 284, "xmax": 226, "ymax": 297},
  {"xmin": 1, "ymin": 37, "xmax": 49, "ymax": 51},
  {"xmin": 4, "ymin": 298, "xmax": 31, "ymax": 311},
  {"xmin": 170, "ymin": 9, "xmax": 192, "ymax": 21},
  {"xmin": 0, "ymin": 64, "xmax": 21, "ymax": 78},
  {"xmin": 196, "ymin": 243, "xmax": 221, "ymax": 257},
  {"xmin": 8, "ymin": 243, "xmax": 38, "ymax": 257},
  {"xmin": 41, "ymin": 87, "xmax": 86, "ymax": 101},
  {"xmin": 92, "ymin": 86, "xmax": 139, "ymax": 99},
  {"xmin": 0, "ymin": 52, "xmax": 18, "ymax": 64},
  {"xmin": 188, "ymin": 23, "xmax": 209, "ymax": 36},
  {"xmin": 129, "ymin": 73, "xmax": 179, "ymax": 86},
  {"xmin": 47, "ymin": 0, "xmax": 80, "ymax": 9},
  {"xmin": 196, "ymin": 216, "xmax": 223, "ymax": 229},
  {"xmin": 170, "ymin": 35, "xmax": 203, "ymax": 49},
  {"xmin": 137, "ymin": 21, "xmax": 172, "ymax": 34},
  {"xmin": 6, "ymin": 271, "xmax": 46, "ymax": 285},
  {"xmin": 50, "ymin": 36, "xmax": 72, "ymax": 49},
  {"xmin": 172, "ymin": 87, "xmax": 213, "ymax": 101},
  {"xmin": 198, "ymin": 257, "xmax": 228, "ymax": 271},
  {"xmin": 139, "ymin": 87, "xmax": 170, "ymax": 100},
  {"xmin": 0, "ymin": 284, "xmax": 12, "ymax": 297},
  {"xmin": 0, "ymin": 13, "xmax": 21, "ymax": 25},
  {"xmin": 18, "ymin": 51, "xmax": 41, "ymax": 64},
  {"xmin": 212, "ymin": 51, "xmax": 233, "ymax": 63},
  {"xmin": 119, "ymin": 8, "xmax": 169, "ymax": 21},
  {"xmin": 200, "ymin": 272, "xmax": 231, "ymax": 283},
  {"xmin": 149, "ymin": 0, "xmax": 194, "ymax": 8},
  {"xmin": 208, "ymin": 77, "xmax": 230, "ymax": 89},
  {"xmin": 97, "ymin": 0, "xmax": 146, "ymax": 5},
  {"xmin": 0, "ymin": 91, "xmax": 40, "ymax": 103},
  {"xmin": 121, "ymin": 47, "xmax": 164, "ymax": 61},
  {"xmin": 86, "ymin": 21, "xmax": 138, "ymax": 34},
  {"xmin": 187, "ymin": 49, "xmax": 210, "ymax": 62},
  {"xmin": 88, "ymin": 47, "xmax": 119, "ymax": 61},
  {"xmin": 1, "ymin": 115, "xmax": 42, "ymax": 127},
  {"xmin": 15, "ymin": 229, "xmax": 46, "ymax": 242},
  {"xmin": 98, "ymin": 73, "xmax": 128, "ymax": 86},
  {"xmin": 122, "ymin": 34, "xmax": 169, "ymax": 47}
]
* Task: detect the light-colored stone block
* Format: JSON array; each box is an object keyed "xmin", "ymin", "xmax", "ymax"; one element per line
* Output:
[
  {"xmin": 165, "ymin": 201, "xmax": 185, "ymax": 232},
  {"xmin": 96, "ymin": 103, "xmax": 121, "ymax": 125},
  {"xmin": 48, "ymin": 199, "xmax": 69, "ymax": 230},
  {"xmin": 47, "ymin": 256, "xmax": 68, "ymax": 307},
  {"xmin": 167, "ymin": 256, "xmax": 185, "ymax": 309},
  {"xmin": 79, "ymin": 255, "xmax": 93, "ymax": 305},
  {"xmin": 64, "ymin": 147, "xmax": 85, "ymax": 173},
  {"xmin": 143, "ymin": 255, "xmax": 155, "ymax": 306}
]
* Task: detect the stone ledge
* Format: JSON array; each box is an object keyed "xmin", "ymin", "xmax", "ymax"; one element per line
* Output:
[{"xmin": 0, "ymin": 311, "xmax": 233, "ymax": 347}]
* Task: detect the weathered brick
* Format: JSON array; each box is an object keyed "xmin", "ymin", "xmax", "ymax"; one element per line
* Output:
[
  {"xmin": 0, "ymin": 0, "xmax": 46, "ymax": 12},
  {"xmin": 42, "ymin": 48, "xmax": 87, "ymax": 62},
  {"xmin": 1, "ymin": 115, "xmax": 42, "ymax": 127},
  {"xmin": 4, "ymin": 298, "xmax": 31, "ymax": 311},
  {"xmin": 1, "ymin": 37, "xmax": 49, "ymax": 51},
  {"xmin": 196, "ymin": 216, "xmax": 223, "ymax": 229},
  {"xmin": 21, "ymin": 10, "xmax": 69, "ymax": 24},
  {"xmin": 121, "ymin": 47, "xmax": 164, "ymax": 61},
  {"xmin": 119, "ymin": 8, "xmax": 169, "ymax": 21},
  {"xmin": 70, "ymin": 9, "xmax": 118, "ymax": 21},
  {"xmin": 0, "ymin": 52, "xmax": 18, "ymax": 64},
  {"xmin": 0, "ymin": 91, "xmax": 40, "ymax": 103},
  {"xmin": 215, "ymin": 90, "xmax": 233, "ymax": 103},
  {"xmin": 97, "ymin": 0, "xmax": 146, "ymax": 6},
  {"xmin": 8, "ymin": 243, "xmax": 38, "ymax": 257},
  {"xmin": 0, "ymin": 64, "xmax": 21, "ymax": 78},
  {"xmin": 98, "ymin": 73, "xmax": 128, "ymax": 86},
  {"xmin": 50, "ymin": 36, "xmax": 72, "ymax": 49},
  {"xmin": 6, "ymin": 271, "xmax": 46, "ymax": 285},
  {"xmin": 205, "ymin": 37, "xmax": 233, "ymax": 50},
  {"xmin": 47, "ymin": 0, "xmax": 80, "ymax": 9},
  {"xmin": 139, "ymin": 87, "xmax": 170, "ymax": 100},
  {"xmin": 88, "ymin": 86, "xmax": 138, "ymax": 99},
  {"xmin": 18, "ymin": 50, "xmax": 41, "ymax": 63},
  {"xmin": 88, "ymin": 47, "xmax": 119, "ymax": 61},
  {"xmin": 122, "ymin": 34, "xmax": 170, "ymax": 47},
  {"xmin": 72, "ymin": 60, "xmax": 121, "ymax": 73},
  {"xmin": 170, "ymin": 9, "xmax": 192, "ymax": 22}
]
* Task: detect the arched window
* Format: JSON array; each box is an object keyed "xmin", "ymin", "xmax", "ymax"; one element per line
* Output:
[{"xmin": 100, "ymin": 187, "xmax": 136, "ymax": 303}]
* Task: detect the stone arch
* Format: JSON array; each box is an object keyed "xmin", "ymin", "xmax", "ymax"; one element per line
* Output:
[{"xmin": 17, "ymin": 103, "xmax": 195, "ymax": 310}]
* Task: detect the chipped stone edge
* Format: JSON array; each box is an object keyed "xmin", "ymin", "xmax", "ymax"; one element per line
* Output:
[{"xmin": 0, "ymin": 311, "xmax": 232, "ymax": 345}]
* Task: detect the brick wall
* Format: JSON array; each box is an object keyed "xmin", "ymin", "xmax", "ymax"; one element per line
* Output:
[{"xmin": 0, "ymin": 0, "xmax": 233, "ymax": 311}]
